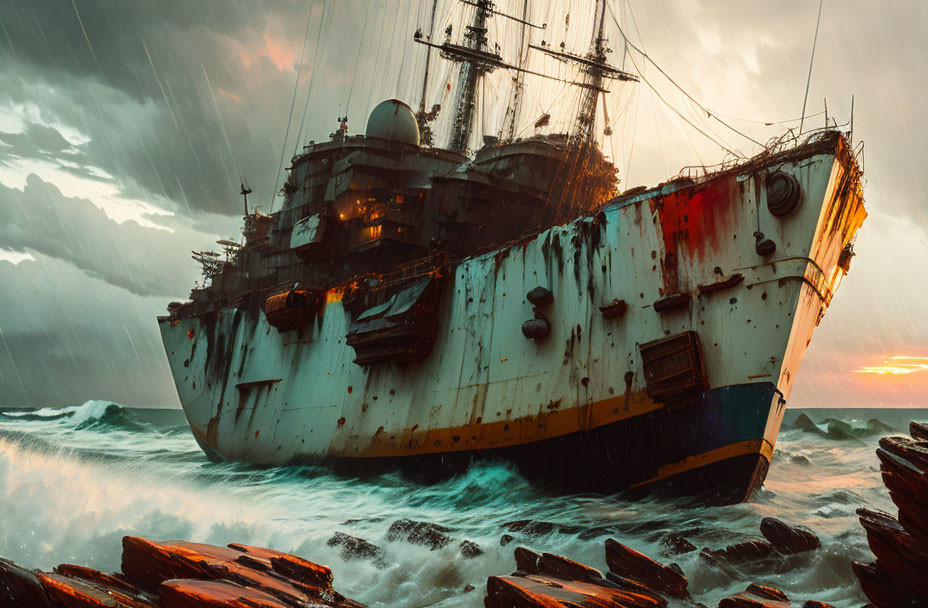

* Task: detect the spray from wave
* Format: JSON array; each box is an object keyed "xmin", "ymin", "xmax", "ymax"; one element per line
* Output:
[{"xmin": 0, "ymin": 403, "xmax": 921, "ymax": 607}]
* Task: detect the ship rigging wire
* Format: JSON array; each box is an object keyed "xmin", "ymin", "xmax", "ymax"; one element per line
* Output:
[
  {"xmin": 623, "ymin": 51, "xmax": 740, "ymax": 158},
  {"xmin": 605, "ymin": 0, "xmax": 763, "ymax": 150},
  {"xmin": 271, "ymin": 1, "xmax": 317, "ymax": 213},
  {"xmin": 616, "ymin": 2, "xmax": 704, "ymax": 167},
  {"xmin": 346, "ymin": 2, "xmax": 374, "ymax": 120},
  {"xmin": 295, "ymin": 0, "xmax": 331, "ymax": 150}
]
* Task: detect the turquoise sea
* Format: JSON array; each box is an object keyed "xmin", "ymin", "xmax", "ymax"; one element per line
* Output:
[{"xmin": 0, "ymin": 402, "xmax": 922, "ymax": 607}]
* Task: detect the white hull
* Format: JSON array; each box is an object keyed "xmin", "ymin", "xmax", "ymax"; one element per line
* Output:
[{"xmin": 160, "ymin": 133, "xmax": 865, "ymax": 500}]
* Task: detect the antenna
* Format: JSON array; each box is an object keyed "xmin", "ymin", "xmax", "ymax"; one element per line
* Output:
[
  {"xmin": 799, "ymin": 0, "xmax": 824, "ymax": 134},
  {"xmin": 240, "ymin": 182, "xmax": 253, "ymax": 216},
  {"xmin": 850, "ymin": 94, "xmax": 855, "ymax": 145}
]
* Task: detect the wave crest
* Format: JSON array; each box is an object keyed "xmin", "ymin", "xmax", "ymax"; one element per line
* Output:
[{"xmin": 2, "ymin": 400, "xmax": 143, "ymax": 431}]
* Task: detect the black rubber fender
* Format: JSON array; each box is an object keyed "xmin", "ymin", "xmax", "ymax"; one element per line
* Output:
[{"xmin": 766, "ymin": 171, "xmax": 802, "ymax": 217}]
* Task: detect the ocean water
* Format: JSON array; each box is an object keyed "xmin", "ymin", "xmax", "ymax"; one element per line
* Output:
[{"xmin": 0, "ymin": 402, "xmax": 922, "ymax": 608}]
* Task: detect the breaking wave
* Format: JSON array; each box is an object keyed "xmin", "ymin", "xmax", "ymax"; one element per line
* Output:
[
  {"xmin": 0, "ymin": 400, "xmax": 187, "ymax": 434},
  {"xmin": 3, "ymin": 400, "xmax": 132, "ymax": 427},
  {"xmin": 0, "ymin": 404, "xmax": 922, "ymax": 607}
]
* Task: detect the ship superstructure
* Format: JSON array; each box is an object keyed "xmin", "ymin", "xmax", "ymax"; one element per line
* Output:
[{"xmin": 160, "ymin": 0, "xmax": 866, "ymax": 503}]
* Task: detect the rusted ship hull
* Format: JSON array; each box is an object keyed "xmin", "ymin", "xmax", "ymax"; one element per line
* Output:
[
  {"xmin": 159, "ymin": 132, "xmax": 865, "ymax": 503},
  {"xmin": 322, "ymin": 381, "xmax": 781, "ymax": 504}
]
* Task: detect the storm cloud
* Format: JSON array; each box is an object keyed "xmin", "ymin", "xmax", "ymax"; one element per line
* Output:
[
  {"xmin": 0, "ymin": 0, "xmax": 927, "ymax": 407},
  {"xmin": 0, "ymin": 175, "xmax": 236, "ymax": 297}
]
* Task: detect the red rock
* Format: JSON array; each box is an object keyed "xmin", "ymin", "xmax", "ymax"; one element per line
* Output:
[
  {"xmin": 910, "ymin": 421, "xmax": 928, "ymax": 441},
  {"xmin": 875, "ymin": 442, "xmax": 928, "ymax": 535},
  {"xmin": 536, "ymin": 553, "xmax": 602, "ymax": 581},
  {"xmin": 0, "ymin": 557, "xmax": 51, "ymax": 607},
  {"xmin": 602, "ymin": 573, "xmax": 668, "ymax": 608},
  {"xmin": 717, "ymin": 583, "xmax": 794, "ymax": 607},
  {"xmin": 718, "ymin": 591, "xmax": 790, "ymax": 608},
  {"xmin": 226, "ymin": 542, "xmax": 333, "ymax": 588},
  {"xmin": 37, "ymin": 572, "xmax": 157, "ymax": 607},
  {"xmin": 160, "ymin": 579, "xmax": 291, "ymax": 608},
  {"xmin": 878, "ymin": 436, "xmax": 928, "ymax": 472},
  {"xmin": 120, "ymin": 537, "xmax": 216, "ymax": 592},
  {"xmin": 852, "ymin": 561, "xmax": 921, "ymax": 608},
  {"xmin": 486, "ymin": 573, "xmax": 664, "ymax": 608},
  {"xmin": 120, "ymin": 537, "xmax": 339, "ymax": 607},
  {"xmin": 514, "ymin": 547, "xmax": 542, "ymax": 574},
  {"xmin": 856, "ymin": 509, "xmax": 928, "ymax": 602},
  {"xmin": 54, "ymin": 565, "xmax": 140, "ymax": 596},
  {"xmin": 0, "ymin": 539, "xmax": 365, "ymax": 608},
  {"xmin": 744, "ymin": 584, "xmax": 789, "ymax": 601},
  {"xmin": 699, "ymin": 541, "xmax": 774, "ymax": 565},
  {"xmin": 604, "ymin": 539, "xmax": 688, "ymax": 599},
  {"xmin": 759, "ymin": 518, "xmax": 820, "ymax": 554},
  {"xmin": 854, "ymin": 422, "xmax": 928, "ymax": 608}
]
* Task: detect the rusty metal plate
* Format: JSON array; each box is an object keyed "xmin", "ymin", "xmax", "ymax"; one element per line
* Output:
[{"xmin": 640, "ymin": 331, "xmax": 709, "ymax": 402}]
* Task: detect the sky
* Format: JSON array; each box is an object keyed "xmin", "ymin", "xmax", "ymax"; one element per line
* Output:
[{"xmin": 0, "ymin": 0, "xmax": 926, "ymax": 408}]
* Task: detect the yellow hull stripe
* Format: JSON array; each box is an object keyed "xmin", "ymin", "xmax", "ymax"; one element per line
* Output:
[
  {"xmin": 630, "ymin": 438, "xmax": 774, "ymax": 489},
  {"xmin": 333, "ymin": 389, "xmax": 663, "ymax": 458}
]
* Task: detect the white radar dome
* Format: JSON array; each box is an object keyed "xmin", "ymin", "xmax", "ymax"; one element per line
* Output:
[{"xmin": 365, "ymin": 99, "xmax": 420, "ymax": 146}]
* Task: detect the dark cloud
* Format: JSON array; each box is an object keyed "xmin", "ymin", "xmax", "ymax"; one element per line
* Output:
[
  {"xmin": 1, "ymin": 0, "xmax": 927, "ymax": 408},
  {"xmin": 0, "ymin": 174, "xmax": 239, "ymax": 297},
  {"xmin": 0, "ymin": 253, "xmax": 179, "ymax": 407},
  {"xmin": 1, "ymin": 122, "xmax": 72, "ymax": 154},
  {"xmin": 0, "ymin": 0, "xmax": 385, "ymax": 216}
]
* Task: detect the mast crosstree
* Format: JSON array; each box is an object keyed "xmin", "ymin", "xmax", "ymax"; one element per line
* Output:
[
  {"xmin": 412, "ymin": 0, "xmax": 638, "ymax": 151},
  {"xmin": 529, "ymin": 0, "xmax": 638, "ymax": 143},
  {"xmin": 414, "ymin": 0, "xmax": 549, "ymax": 151}
]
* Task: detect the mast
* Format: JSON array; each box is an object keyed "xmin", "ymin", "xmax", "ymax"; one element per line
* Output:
[
  {"xmin": 575, "ymin": 0, "xmax": 608, "ymax": 143},
  {"xmin": 414, "ymin": 1, "xmax": 566, "ymax": 151},
  {"xmin": 501, "ymin": 0, "xmax": 530, "ymax": 142},
  {"xmin": 416, "ymin": 0, "xmax": 440, "ymax": 145},
  {"xmin": 528, "ymin": 0, "xmax": 638, "ymax": 145},
  {"xmin": 418, "ymin": 0, "xmax": 439, "ymax": 113},
  {"xmin": 240, "ymin": 182, "xmax": 252, "ymax": 216},
  {"xmin": 449, "ymin": 1, "xmax": 493, "ymax": 151}
]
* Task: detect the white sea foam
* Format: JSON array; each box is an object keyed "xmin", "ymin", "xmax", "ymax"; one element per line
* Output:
[{"xmin": 0, "ymin": 406, "xmax": 920, "ymax": 607}]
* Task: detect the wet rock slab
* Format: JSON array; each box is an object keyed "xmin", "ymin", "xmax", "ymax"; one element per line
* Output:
[
  {"xmin": 604, "ymin": 538, "xmax": 688, "ymax": 599},
  {"xmin": 758, "ymin": 518, "xmax": 820, "ymax": 554},
  {"xmin": 488, "ymin": 543, "xmax": 669, "ymax": 608},
  {"xmin": 386, "ymin": 518, "xmax": 453, "ymax": 550},
  {"xmin": 487, "ymin": 539, "xmax": 841, "ymax": 608},
  {"xmin": 0, "ymin": 536, "xmax": 363, "ymax": 608},
  {"xmin": 696, "ymin": 517, "xmax": 820, "ymax": 574},
  {"xmin": 327, "ymin": 532, "xmax": 387, "ymax": 565},
  {"xmin": 853, "ymin": 420, "xmax": 928, "ymax": 608}
]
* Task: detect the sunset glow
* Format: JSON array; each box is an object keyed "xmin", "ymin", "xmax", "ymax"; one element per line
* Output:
[{"xmin": 854, "ymin": 356, "xmax": 928, "ymax": 375}]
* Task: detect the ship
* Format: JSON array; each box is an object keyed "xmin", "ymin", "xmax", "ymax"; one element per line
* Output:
[{"xmin": 159, "ymin": 0, "xmax": 866, "ymax": 504}]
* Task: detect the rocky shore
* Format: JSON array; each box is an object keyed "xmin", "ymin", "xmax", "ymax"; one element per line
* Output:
[
  {"xmin": 852, "ymin": 421, "xmax": 928, "ymax": 607},
  {"xmin": 1, "ymin": 420, "xmax": 924, "ymax": 608}
]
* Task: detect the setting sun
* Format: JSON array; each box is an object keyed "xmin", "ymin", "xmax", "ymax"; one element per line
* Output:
[{"xmin": 855, "ymin": 356, "xmax": 928, "ymax": 375}]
